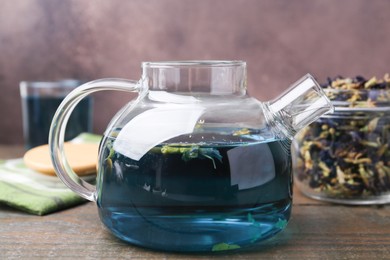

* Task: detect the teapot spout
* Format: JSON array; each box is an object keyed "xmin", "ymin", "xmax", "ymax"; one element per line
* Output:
[{"xmin": 263, "ymin": 74, "xmax": 334, "ymax": 139}]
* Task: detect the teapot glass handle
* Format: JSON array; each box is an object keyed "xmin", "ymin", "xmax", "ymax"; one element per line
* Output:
[{"xmin": 49, "ymin": 78, "xmax": 143, "ymax": 201}]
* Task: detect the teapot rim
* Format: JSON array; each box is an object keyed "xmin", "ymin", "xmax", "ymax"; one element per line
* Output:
[{"xmin": 142, "ymin": 60, "xmax": 246, "ymax": 68}]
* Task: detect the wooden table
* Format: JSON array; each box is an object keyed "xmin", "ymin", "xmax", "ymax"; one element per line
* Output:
[{"xmin": 1, "ymin": 145, "xmax": 389, "ymax": 259}]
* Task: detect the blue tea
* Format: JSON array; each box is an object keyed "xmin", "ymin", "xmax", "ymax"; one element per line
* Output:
[
  {"xmin": 22, "ymin": 95, "xmax": 92, "ymax": 148},
  {"xmin": 97, "ymin": 131, "xmax": 292, "ymax": 252}
]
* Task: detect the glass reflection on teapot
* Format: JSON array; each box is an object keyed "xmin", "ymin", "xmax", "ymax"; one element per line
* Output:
[{"xmin": 49, "ymin": 61, "xmax": 333, "ymax": 252}]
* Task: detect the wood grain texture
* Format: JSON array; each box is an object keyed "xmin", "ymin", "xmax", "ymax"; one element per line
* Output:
[
  {"xmin": 1, "ymin": 196, "xmax": 389, "ymax": 259},
  {"xmin": 1, "ymin": 0, "xmax": 390, "ymax": 144},
  {"xmin": 1, "ymin": 146, "xmax": 390, "ymax": 259}
]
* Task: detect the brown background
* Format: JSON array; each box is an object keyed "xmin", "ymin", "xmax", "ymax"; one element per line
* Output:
[{"xmin": 1, "ymin": 0, "xmax": 389, "ymax": 144}]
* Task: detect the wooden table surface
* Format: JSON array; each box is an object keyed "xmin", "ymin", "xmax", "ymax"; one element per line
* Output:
[{"xmin": 1, "ymin": 145, "xmax": 389, "ymax": 259}]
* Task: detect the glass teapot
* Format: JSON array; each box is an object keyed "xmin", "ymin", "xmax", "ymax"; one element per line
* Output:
[{"xmin": 49, "ymin": 61, "xmax": 333, "ymax": 252}]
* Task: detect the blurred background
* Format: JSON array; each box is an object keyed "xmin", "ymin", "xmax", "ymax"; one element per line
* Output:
[{"xmin": 1, "ymin": 0, "xmax": 389, "ymax": 144}]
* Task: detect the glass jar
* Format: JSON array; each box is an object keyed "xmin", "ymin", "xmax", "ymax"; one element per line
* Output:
[{"xmin": 293, "ymin": 89, "xmax": 390, "ymax": 205}]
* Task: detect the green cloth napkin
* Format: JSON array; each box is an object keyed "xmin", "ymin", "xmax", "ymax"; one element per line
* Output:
[{"xmin": 0, "ymin": 133, "xmax": 101, "ymax": 216}]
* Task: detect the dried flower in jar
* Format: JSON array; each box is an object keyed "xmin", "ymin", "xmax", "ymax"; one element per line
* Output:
[{"xmin": 294, "ymin": 74, "xmax": 390, "ymax": 199}]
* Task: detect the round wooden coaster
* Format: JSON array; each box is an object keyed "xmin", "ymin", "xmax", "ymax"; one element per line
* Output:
[{"xmin": 23, "ymin": 143, "xmax": 99, "ymax": 176}]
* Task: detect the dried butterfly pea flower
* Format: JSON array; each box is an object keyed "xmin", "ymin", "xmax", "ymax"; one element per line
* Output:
[{"xmin": 294, "ymin": 75, "xmax": 390, "ymax": 203}]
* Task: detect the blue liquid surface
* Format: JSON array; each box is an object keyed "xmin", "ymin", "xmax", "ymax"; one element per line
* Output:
[{"xmin": 97, "ymin": 134, "xmax": 292, "ymax": 252}]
